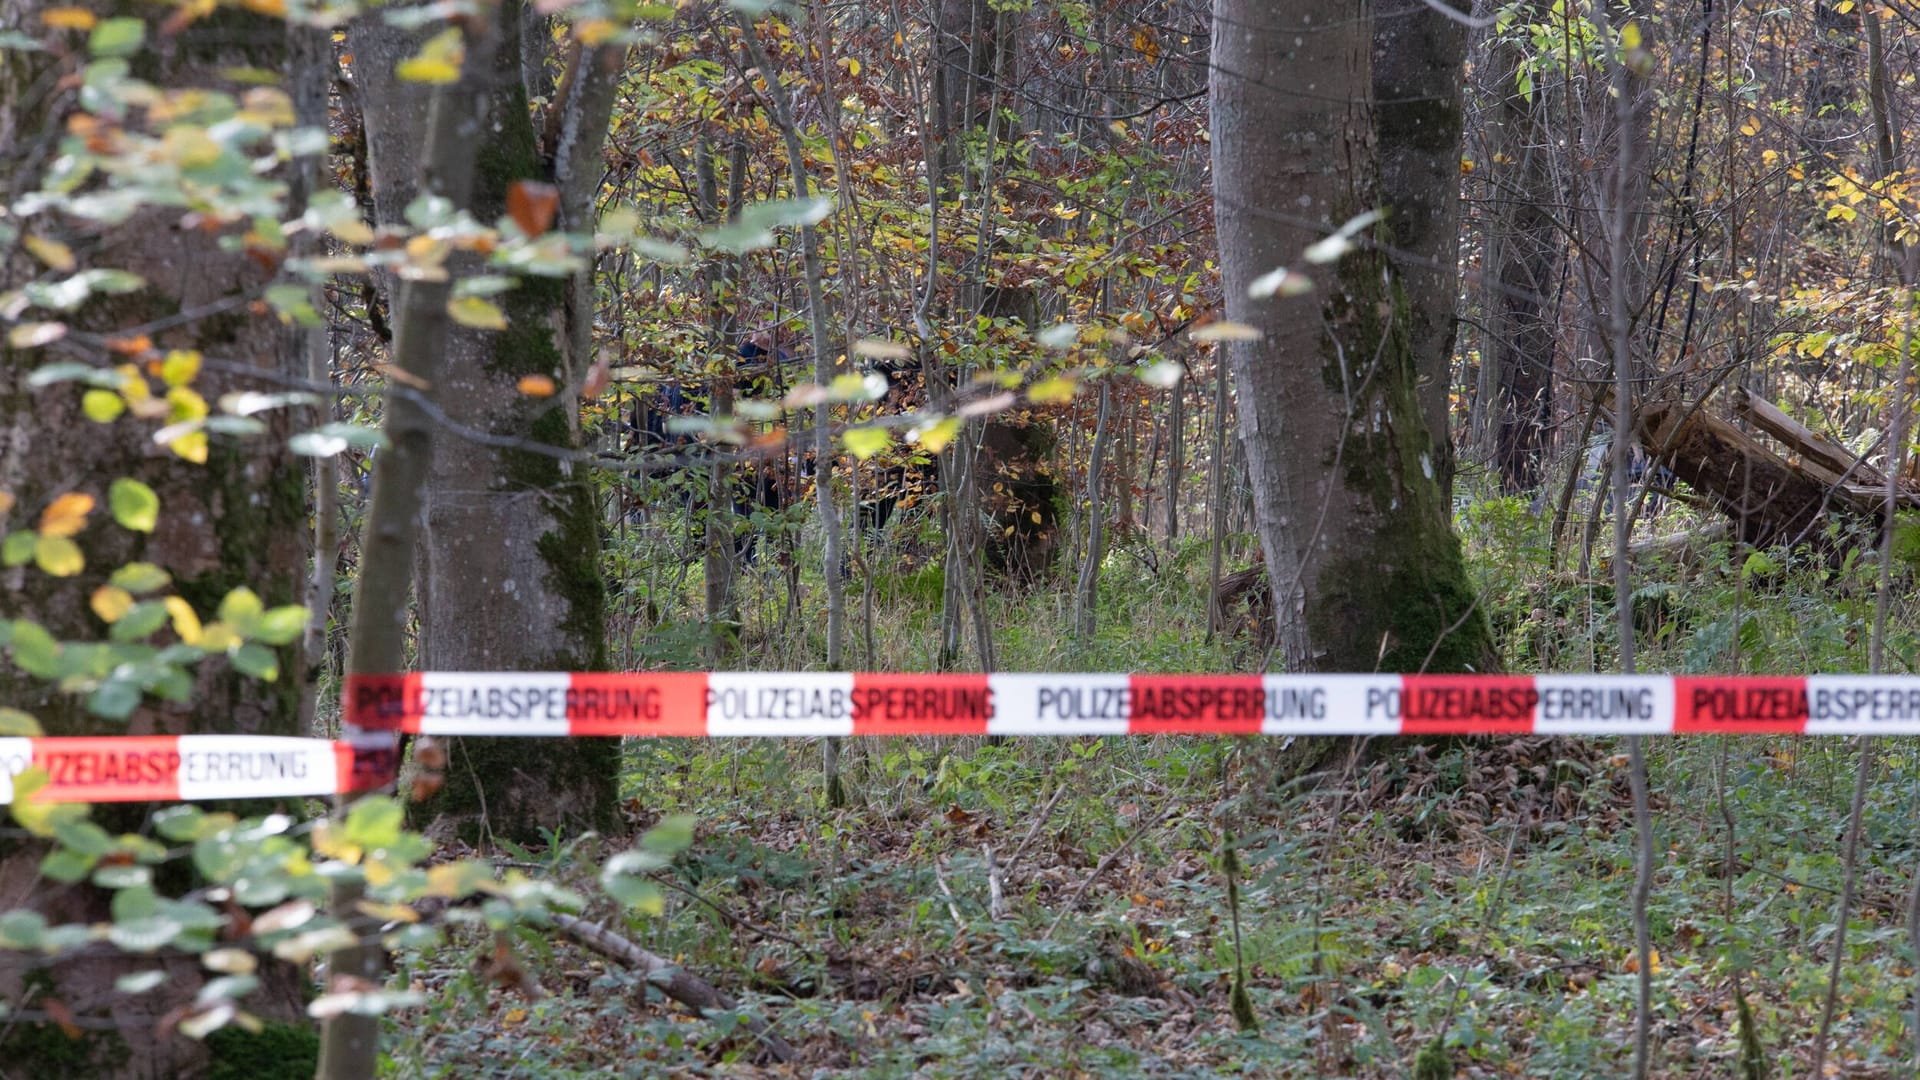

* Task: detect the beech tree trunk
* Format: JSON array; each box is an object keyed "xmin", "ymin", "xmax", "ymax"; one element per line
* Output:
[
  {"xmin": 1210, "ymin": 0, "xmax": 1497, "ymax": 675},
  {"xmin": 0, "ymin": 6, "xmax": 312, "ymax": 1074},
  {"xmin": 352, "ymin": 4, "xmax": 621, "ymax": 844},
  {"xmin": 1373, "ymin": 0, "xmax": 1470, "ymax": 499}
]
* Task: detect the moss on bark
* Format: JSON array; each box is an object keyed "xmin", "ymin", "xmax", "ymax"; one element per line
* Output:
[
  {"xmin": 410, "ymin": 2, "xmax": 619, "ymax": 843},
  {"xmin": 1305, "ymin": 248, "xmax": 1497, "ymax": 675}
]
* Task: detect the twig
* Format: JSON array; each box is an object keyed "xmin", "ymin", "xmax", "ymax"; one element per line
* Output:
[
  {"xmin": 552, "ymin": 912, "xmax": 794, "ymax": 1063},
  {"xmin": 1813, "ymin": 738, "xmax": 1875, "ymax": 1075},
  {"xmin": 650, "ymin": 873, "xmax": 818, "ymax": 961},
  {"xmin": 984, "ymin": 844, "xmax": 1007, "ymax": 922},
  {"xmin": 1042, "ymin": 801, "xmax": 1178, "ymax": 941},
  {"xmin": 1004, "ymin": 782, "xmax": 1068, "ymax": 874},
  {"xmin": 933, "ymin": 857, "xmax": 967, "ymax": 933}
]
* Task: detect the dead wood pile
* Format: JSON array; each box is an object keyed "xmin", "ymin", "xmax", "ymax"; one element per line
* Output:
[{"xmin": 1635, "ymin": 386, "xmax": 1917, "ymax": 548}]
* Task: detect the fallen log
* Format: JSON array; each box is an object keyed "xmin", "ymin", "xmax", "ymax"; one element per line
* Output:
[
  {"xmin": 1630, "ymin": 383, "xmax": 1920, "ymax": 552},
  {"xmin": 552, "ymin": 912, "xmax": 795, "ymax": 1063},
  {"xmin": 1732, "ymin": 388, "xmax": 1885, "ymax": 487}
]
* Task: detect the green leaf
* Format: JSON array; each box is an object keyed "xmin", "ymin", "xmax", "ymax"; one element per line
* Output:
[
  {"xmin": 92, "ymin": 863, "xmax": 153, "ymax": 890},
  {"xmin": 41, "ymin": 847, "xmax": 98, "ymax": 884},
  {"xmin": 110, "ymin": 562, "xmax": 172, "ymax": 593},
  {"xmin": 1, "ymin": 532, "xmax": 34, "ymax": 567},
  {"xmin": 116, "ymin": 970, "xmax": 166, "ymax": 994},
  {"xmin": 602, "ymin": 874, "xmax": 664, "ymax": 914},
  {"xmin": 290, "ymin": 423, "xmax": 388, "ymax": 458},
  {"xmin": 230, "ymin": 643, "xmax": 278, "ymax": 681},
  {"xmin": 108, "ymin": 477, "xmax": 159, "ymax": 532},
  {"xmin": 640, "ymin": 814, "xmax": 696, "ymax": 856},
  {"xmin": 342, "ymin": 796, "xmax": 404, "ymax": 851},
  {"xmin": 0, "ymin": 708, "xmax": 43, "ymax": 737},
  {"xmin": 54, "ymin": 818, "xmax": 112, "ymax": 857},
  {"xmin": 8, "ymin": 620, "xmax": 60, "ymax": 678},
  {"xmin": 0, "ymin": 911, "xmax": 47, "ymax": 951},
  {"xmin": 252, "ymin": 606, "xmax": 308, "ymax": 646},
  {"xmin": 88, "ymin": 17, "xmax": 144, "ymax": 58},
  {"xmin": 110, "ymin": 602, "xmax": 171, "ymax": 642},
  {"xmin": 108, "ymin": 915, "xmax": 184, "ymax": 953},
  {"xmin": 152, "ymin": 806, "xmax": 211, "ymax": 843},
  {"xmin": 25, "ymin": 361, "xmax": 106, "ymax": 388},
  {"xmin": 88, "ymin": 678, "xmax": 141, "ymax": 719}
]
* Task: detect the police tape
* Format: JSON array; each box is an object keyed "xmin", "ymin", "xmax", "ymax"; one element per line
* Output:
[
  {"xmin": 0, "ymin": 735, "xmax": 398, "ymax": 805},
  {"xmin": 338, "ymin": 672, "xmax": 1920, "ymax": 738}
]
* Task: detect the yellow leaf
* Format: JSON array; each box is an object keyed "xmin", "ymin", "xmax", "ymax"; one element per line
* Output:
[
  {"xmin": 167, "ymin": 386, "xmax": 209, "ymax": 423},
  {"xmin": 1740, "ymin": 116, "xmax": 1760, "ymax": 137},
  {"xmin": 843, "ymin": 426, "xmax": 891, "ymax": 460},
  {"xmin": 160, "ymin": 349, "xmax": 201, "ymax": 387},
  {"xmin": 33, "ymin": 534, "xmax": 84, "ymax": 577},
  {"xmin": 447, "ymin": 296, "xmax": 508, "ymax": 330},
  {"xmin": 23, "ymin": 234, "xmax": 76, "ymax": 272},
  {"xmin": 161, "ymin": 126, "xmax": 223, "ymax": 169},
  {"xmin": 169, "ymin": 429, "xmax": 209, "ymax": 464},
  {"xmin": 573, "ymin": 18, "xmax": 616, "ymax": 45},
  {"xmin": 91, "ymin": 585, "xmax": 134, "ymax": 623},
  {"xmin": 503, "ymin": 1008, "xmax": 527, "ymax": 1027},
  {"xmin": 516, "ymin": 375, "xmax": 557, "ymax": 397},
  {"xmin": 40, "ymin": 7, "xmax": 96, "ymax": 29},
  {"xmin": 0, "ymin": 709, "xmax": 43, "ymax": 737},
  {"xmin": 38, "ymin": 493, "xmax": 94, "ymax": 538},
  {"xmin": 240, "ymin": 0, "xmax": 286, "ymax": 16},
  {"xmin": 841, "ymin": 56, "xmax": 861, "ymax": 77},
  {"xmin": 1026, "ymin": 376, "xmax": 1078, "ymax": 404},
  {"xmin": 1190, "ymin": 321, "xmax": 1262, "ymax": 343},
  {"xmin": 82, "ymin": 389, "xmax": 125, "ymax": 423},
  {"xmin": 197, "ymin": 622, "xmax": 241, "ymax": 652},
  {"xmin": 164, "ymin": 596, "xmax": 204, "ymax": 645},
  {"xmin": 1620, "ymin": 21, "xmax": 1641, "ymax": 50},
  {"xmin": 1827, "ymin": 203, "xmax": 1858, "ymax": 223},
  {"xmin": 397, "ymin": 28, "xmax": 465, "ymax": 84},
  {"xmin": 0, "ymin": 491, "xmax": 13, "ymax": 514},
  {"xmin": 913, "ymin": 416, "xmax": 962, "ymax": 453}
]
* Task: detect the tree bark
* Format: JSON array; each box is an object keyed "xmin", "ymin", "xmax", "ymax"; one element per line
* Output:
[
  {"xmin": 351, "ymin": 3, "xmax": 621, "ymax": 845},
  {"xmin": 1483, "ymin": 13, "xmax": 1562, "ymax": 493},
  {"xmin": 1373, "ymin": 0, "xmax": 1470, "ymax": 498},
  {"xmin": 0, "ymin": 7, "xmax": 316, "ymax": 1074},
  {"xmin": 1211, "ymin": 0, "xmax": 1497, "ymax": 675}
]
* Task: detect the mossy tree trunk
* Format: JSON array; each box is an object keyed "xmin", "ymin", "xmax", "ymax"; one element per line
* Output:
[
  {"xmin": 1372, "ymin": 1, "xmax": 1469, "ymax": 501},
  {"xmin": 0, "ymin": 4, "xmax": 313, "ymax": 1075},
  {"xmin": 1210, "ymin": 0, "xmax": 1498, "ymax": 677},
  {"xmin": 352, "ymin": 6, "xmax": 622, "ymax": 844}
]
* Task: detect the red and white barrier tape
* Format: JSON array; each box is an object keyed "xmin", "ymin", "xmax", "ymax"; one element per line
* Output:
[
  {"xmin": 340, "ymin": 673, "xmax": 1920, "ymax": 738},
  {"xmin": 0, "ymin": 735, "xmax": 398, "ymax": 805},
  {"xmin": 14, "ymin": 675, "xmax": 1912, "ymax": 805}
]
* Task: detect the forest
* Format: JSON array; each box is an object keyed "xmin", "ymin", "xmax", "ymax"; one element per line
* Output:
[{"xmin": 6, "ymin": 0, "xmax": 1920, "ymax": 1076}]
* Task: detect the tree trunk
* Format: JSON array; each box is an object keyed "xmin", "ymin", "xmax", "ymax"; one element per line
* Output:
[
  {"xmin": 1211, "ymin": 0, "xmax": 1497, "ymax": 675},
  {"xmin": 352, "ymin": 5, "xmax": 621, "ymax": 845},
  {"xmin": 1483, "ymin": 15, "xmax": 1562, "ymax": 493},
  {"xmin": 1373, "ymin": 0, "xmax": 1470, "ymax": 499},
  {"xmin": 0, "ymin": 7, "xmax": 313, "ymax": 1074}
]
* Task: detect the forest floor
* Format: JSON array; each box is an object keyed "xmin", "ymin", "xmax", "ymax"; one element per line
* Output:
[{"xmin": 376, "ymin": 493, "xmax": 1920, "ymax": 1078}]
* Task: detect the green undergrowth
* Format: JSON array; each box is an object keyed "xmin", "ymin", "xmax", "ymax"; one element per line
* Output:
[{"xmin": 373, "ymin": 485, "xmax": 1920, "ymax": 1076}]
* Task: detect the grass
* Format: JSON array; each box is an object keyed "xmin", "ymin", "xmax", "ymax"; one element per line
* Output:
[{"xmin": 375, "ymin": 485, "xmax": 1920, "ymax": 1077}]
